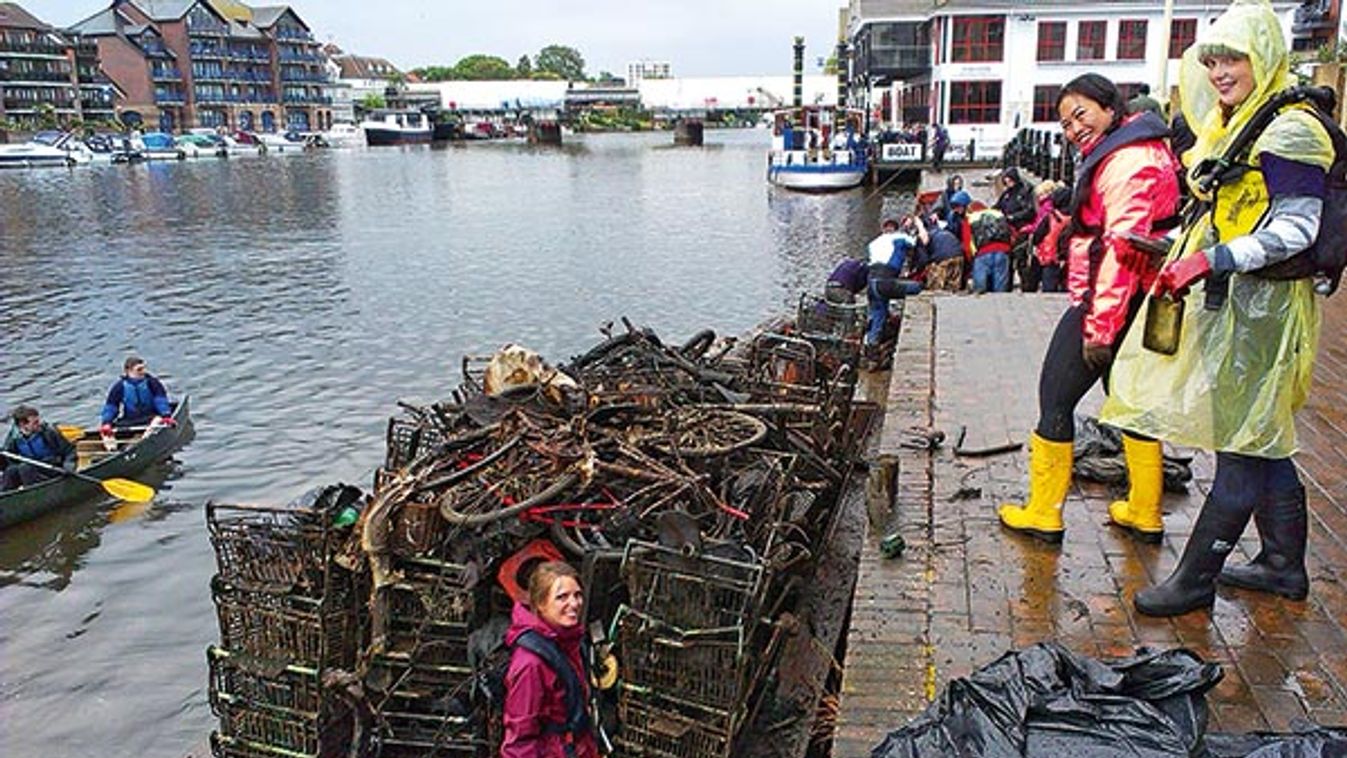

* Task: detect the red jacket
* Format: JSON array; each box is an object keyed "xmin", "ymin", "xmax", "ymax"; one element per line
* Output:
[
  {"xmin": 1064, "ymin": 115, "xmax": 1180, "ymax": 346},
  {"xmin": 1036, "ymin": 208, "xmax": 1068, "ymax": 267},
  {"xmin": 501, "ymin": 603, "xmax": 599, "ymax": 758}
]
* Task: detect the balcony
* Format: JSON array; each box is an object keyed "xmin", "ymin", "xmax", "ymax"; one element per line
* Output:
[
  {"xmin": 282, "ymin": 93, "xmax": 332, "ymax": 105},
  {"xmin": 155, "ymin": 90, "xmax": 186, "ymax": 104},
  {"xmin": 0, "ymin": 39, "xmax": 67, "ymax": 56},
  {"xmin": 0, "ymin": 70, "xmax": 74, "ymax": 84},
  {"xmin": 140, "ymin": 42, "xmax": 173, "ymax": 59},
  {"xmin": 152, "ymin": 67, "xmax": 183, "ymax": 81},
  {"xmin": 189, "ymin": 42, "xmax": 227, "ymax": 59},
  {"xmin": 280, "ymin": 71, "xmax": 331, "ymax": 83},
  {"xmin": 273, "ymin": 27, "xmax": 316, "ymax": 42},
  {"xmin": 1293, "ymin": 0, "xmax": 1336, "ymax": 34},
  {"xmin": 193, "ymin": 70, "xmax": 228, "ymax": 82}
]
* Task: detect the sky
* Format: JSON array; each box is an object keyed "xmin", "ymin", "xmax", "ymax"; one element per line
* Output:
[{"xmin": 37, "ymin": 1, "xmax": 848, "ymax": 77}]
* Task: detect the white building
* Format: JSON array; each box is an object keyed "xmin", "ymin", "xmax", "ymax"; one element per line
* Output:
[
  {"xmin": 847, "ymin": 0, "xmax": 1302, "ymax": 155},
  {"xmin": 626, "ymin": 60, "xmax": 672, "ymax": 86}
]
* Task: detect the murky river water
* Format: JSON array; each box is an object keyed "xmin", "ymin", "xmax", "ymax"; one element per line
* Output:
[{"xmin": 0, "ymin": 129, "xmax": 915, "ymax": 757}]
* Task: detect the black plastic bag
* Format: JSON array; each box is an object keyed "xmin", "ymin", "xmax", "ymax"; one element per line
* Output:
[
  {"xmin": 1072, "ymin": 415, "xmax": 1193, "ymax": 494},
  {"xmin": 1203, "ymin": 725, "xmax": 1347, "ymax": 757},
  {"xmin": 870, "ymin": 643, "xmax": 1222, "ymax": 758}
]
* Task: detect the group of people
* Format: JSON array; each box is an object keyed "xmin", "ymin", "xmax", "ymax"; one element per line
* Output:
[
  {"xmin": 1, "ymin": 356, "xmax": 175, "ymax": 491},
  {"xmin": 999, "ymin": 0, "xmax": 1332, "ymax": 617}
]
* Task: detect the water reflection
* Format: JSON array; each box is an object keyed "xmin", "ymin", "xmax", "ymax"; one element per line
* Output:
[{"xmin": 0, "ymin": 129, "xmax": 923, "ymax": 758}]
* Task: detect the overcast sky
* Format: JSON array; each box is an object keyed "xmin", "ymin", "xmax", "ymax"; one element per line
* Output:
[{"xmin": 38, "ymin": 1, "xmax": 846, "ymax": 77}]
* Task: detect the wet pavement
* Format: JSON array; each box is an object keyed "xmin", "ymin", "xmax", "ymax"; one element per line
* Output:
[{"xmin": 835, "ymin": 292, "xmax": 1347, "ymax": 756}]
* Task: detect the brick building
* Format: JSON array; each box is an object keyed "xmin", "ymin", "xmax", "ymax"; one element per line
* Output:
[
  {"xmin": 69, "ymin": 0, "xmax": 332, "ymax": 134},
  {"xmin": 0, "ymin": 2, "xmax": 117, "ymax": 129}
]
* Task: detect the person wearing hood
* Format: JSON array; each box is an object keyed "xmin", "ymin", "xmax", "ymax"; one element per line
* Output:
[
  {"xmin": 1101, "ymin": 0, "xmax": 1333, "ymax": 616},
  {"xmin": 997, "ymin": 73, "xmax": 1180, "ymax": 545},
  {"xmin": 502, "ymin": 561, "xmax": 599, "ymax": 758},
  {"xmin": 99, "ymin": 355, "xmax": 174, "ymax": 435},
  {"xmin": 931, "ymin": 174, "xmax": 964, "ymax": 223},
  {"xmin": 995, "ymin": 167, "xmax": 1040, "ymax": 290}
]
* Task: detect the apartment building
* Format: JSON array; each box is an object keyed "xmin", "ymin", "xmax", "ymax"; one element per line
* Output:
[
  {"xmin": 0, "ymin": 3, "xmax": 117, "ymax": 128},
  {"xmin": 847, "ymin": 0, "xmax": 1306, "ymax": 153},
  {"xmin": 69, "ymin": 0, "xmax": 332, "ymax": 133}
]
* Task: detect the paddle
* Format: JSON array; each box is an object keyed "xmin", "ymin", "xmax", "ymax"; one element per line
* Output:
[
  {"xmin": 0, "ymin": 450, "xmax": 155, "ymax": 503},
  {"xmin": 57, "ymin": 423, "xmax": 153, "ymax": 441}
]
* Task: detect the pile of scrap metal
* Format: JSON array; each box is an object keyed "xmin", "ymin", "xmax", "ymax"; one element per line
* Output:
[{"xmin": 204, "ymin": 306, "xmax": 879, "ymax": 758}]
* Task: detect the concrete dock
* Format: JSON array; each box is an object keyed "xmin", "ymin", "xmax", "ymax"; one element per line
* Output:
[{"xmin": 834, "ymin": 292, "xmax": 1347, "ymax": 755}]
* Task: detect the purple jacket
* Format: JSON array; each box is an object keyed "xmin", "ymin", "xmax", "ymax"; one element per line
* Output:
[
  {"xmin": 501, "ymin": 602, "xmax": 598, "ymax": 758},
  {"xmin": 827, "ymin": 258, "xmax": 869, "ymax": 294}
]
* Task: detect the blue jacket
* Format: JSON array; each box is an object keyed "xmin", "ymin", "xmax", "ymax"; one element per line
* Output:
[
  {"xmin": 101, "ymin": 375, "xmax": 171, "ymax": 424},
  {"xmin": 3, "ymin": 422, "xmax": 76, "ymax": 471},
  {"xmin": 827, "ymin": 258, "xmax": 870, "ymax": 294}
]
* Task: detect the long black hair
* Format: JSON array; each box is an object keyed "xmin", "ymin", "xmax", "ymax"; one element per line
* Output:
[{"xmin": 1057, "ymin": 73, "xmax": 1126, "ymax": 132}]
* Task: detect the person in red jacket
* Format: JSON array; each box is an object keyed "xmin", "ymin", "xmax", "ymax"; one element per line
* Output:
[
  {"xmin": 502, "ymin": 561, "xmax": 600, "ymax": 758},
  {"xmin": 998, "ymin": 73, "xmax": 1180, "ymax": 544}
]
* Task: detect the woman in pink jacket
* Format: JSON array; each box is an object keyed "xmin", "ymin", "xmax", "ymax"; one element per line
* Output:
[
  {"xmin": 999, "ymin": 73, "xmax": 1181, "ymax": 545},
  {"xmin": 501, "ymin": 561, "xmax": 599, "ymax": 758}
]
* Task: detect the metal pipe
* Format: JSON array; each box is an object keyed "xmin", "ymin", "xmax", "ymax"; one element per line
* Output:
[{"xmin": 793, "ymin": 36, "xmax": 805, "ymax": 108}]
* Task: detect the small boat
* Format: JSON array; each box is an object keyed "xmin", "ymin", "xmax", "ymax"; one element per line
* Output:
[
  {"xmin": 136, "ymin": 132, "xmax": 186, "ymax": 160},
  {"xmin": 359, "ymin": 109, "xmax": 432, "ymax": 146},
  {"xmin": 84, "ymin": 133, "xmax": 143, "ymax": 163},
  {"xmin": 766, "ymin": 106, "xmax": 868, "ymax": 192},
  {"xmin": 0, "ymin": 131, "xmax": 92, "ymax": 168},
  {"xmin": 176, "ymin": 133, "xmax": 228, "ymax": 159},
  {"xmin": 322, "ymin": 121, "xmax": 364, "ymax": 148},
  {"xmin": 0, "ymin": 396, "xmax": 192, "ymax": 529},
  {"xmin": 256, "ymin": 130, "xmax": 309, "ymax": 153}
]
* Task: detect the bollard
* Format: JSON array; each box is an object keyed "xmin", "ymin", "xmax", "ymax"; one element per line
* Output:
[{"xmin": 866, "ymin": 455, "xmax": 898, "ymax": 530}]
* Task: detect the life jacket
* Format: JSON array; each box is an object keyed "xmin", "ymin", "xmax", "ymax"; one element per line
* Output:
[
  {"xmin": 15, "ymin": 427, "xmax": 58, "ymax": 464},
  {"xmin": 121, "ymin": 378, "xmax": 155, "ymax": 418},
  {"xmin": 482, "ymin": 628, "xmax": 594, "ymax": 758}
]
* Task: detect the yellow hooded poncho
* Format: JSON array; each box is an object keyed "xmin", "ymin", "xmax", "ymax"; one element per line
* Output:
[{"xmin": 1100, "ymin": 0, "xmax": 1334, "ymax": 457}]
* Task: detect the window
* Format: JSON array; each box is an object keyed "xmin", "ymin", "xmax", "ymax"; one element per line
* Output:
[
  {"xmin": 1033, "ymin": 85, "xmax": 1061, "ymax": 123},
  {"xmin": 1037, "ymin": 22, "xmax": 1066, "ymax": 61},
  {"xmin": 1117, "ymin": 20, "xmax": 1147, "ymax": 60},
  {"xmin": 1078, "ymin": 21, "xmax": 1106, "ymax": 60},
  {"xmin": 949, "ymin": 80, "xmax": 1000, "ymax": 124},
  {"xmin": 951, "ymin": 15, "xmax": 1004, "ymax": 62},
  {"xmin": 1170, "ymin": 18, "xmax": 1197, "ymax": 59}
]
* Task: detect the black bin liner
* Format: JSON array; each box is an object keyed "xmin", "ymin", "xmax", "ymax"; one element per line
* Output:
[{"xmin": 870, "ymin": 643, "xmax": 1223, "ymax": 758}]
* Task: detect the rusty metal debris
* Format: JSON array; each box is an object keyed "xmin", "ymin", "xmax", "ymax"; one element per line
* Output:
[{"xmin": 203, "ymin": 302, "xmax": 878, "ymax": 758}]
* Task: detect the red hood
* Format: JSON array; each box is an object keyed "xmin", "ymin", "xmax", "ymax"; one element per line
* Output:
[{"xmin": 506, "ymin": 601, "xmax": 584, "ymax": 648}]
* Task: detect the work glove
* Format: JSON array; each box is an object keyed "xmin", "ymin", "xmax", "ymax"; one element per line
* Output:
[
  {"xmin": 100, "ymin": 423, "xmax": 114, "ymax": 437},
  {"xmin": 1082, "ymin": 340, "xmax": 1113, "ymax": 372},
  {"xmin": 1155, "ymin": 251, "xmax": 1213, "ymax": 298},
  {"xmin": 159, "ymin": 416, "xmax": 177, "ymax": 428}
]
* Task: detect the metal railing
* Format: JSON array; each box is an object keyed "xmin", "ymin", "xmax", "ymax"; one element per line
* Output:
[{"xmin": 1001, "ymin": 127, "xmax": 1076, "ymax": 185}]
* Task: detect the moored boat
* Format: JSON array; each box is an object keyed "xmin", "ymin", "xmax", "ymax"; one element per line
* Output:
[
  {"xmin": 0, "ymin": 131, "xmax": 92, "ymax": 168},
  {"xmin": 0, "ymin": 396, "xmax": 193, "ymax": 529},
  {"xmin": 766, "ymin": 105, "xmax": 868, "ymax": 192},
  {"xmin": 359, "ymin": 109, "xmax": 432, "ymax": 146},
  {"xmin": 136, "ymin": 132, "xmax": 186, "ymax": 160}
]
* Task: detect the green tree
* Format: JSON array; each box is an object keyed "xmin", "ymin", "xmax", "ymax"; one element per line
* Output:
[
  {"xmin": 453, "ymin": 54, "xmax": 515, "ymax": 80},
  {"xmin": 594, "ymin": 70, "xmax": 621, "ymax": 84},
  {"xmin": 35, "ymin": 103, "xmax": 58, "ymax": 130},
  {"xmin": 516, "ymin": 55, "xmax": 533, "ymax": 77},
  {"xmin": 412, "ymin": 66, "xmax": 455, "ymax": 81},
  {"xmin": 535, "ymin": 44, "xmax": 585, "ymax": 81},
  {"xmin": 357, "ymin": 93, "xmax": 386, "ymax": 111}
]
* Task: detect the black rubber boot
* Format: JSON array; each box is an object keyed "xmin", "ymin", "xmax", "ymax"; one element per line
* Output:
[
  {"xmin": 1134, "ymin": 501, "xmax": 1249, "ymax": 617},
  {"xmin": 1218, "ymin": 484, "xmax": 1309, "ymax": 600}
]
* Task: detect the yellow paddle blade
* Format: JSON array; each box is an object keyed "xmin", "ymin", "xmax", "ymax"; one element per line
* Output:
[
  {"xmin": 58, "ymin": 424, "xmax": 85, "ymax": 441},
  {"xmin": 100, "ymin": 477, "xmax": 156, "ymax": 503}
]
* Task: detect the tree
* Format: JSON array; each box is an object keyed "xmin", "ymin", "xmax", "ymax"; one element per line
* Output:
[
  {"xmin": 535, "ymin": 44, "xmax": 585, "ymax": 81},
  {"xmin": 594, "ymin": 70, "xmax": 621, "ymax": 84},
  {"xmin": 453, "ymin": 54, "xmax": 515, "ymax": 80},
  {"xmin": 357, "ymin": 93, "xmax": 386, "ymax": 111},
  {"xmin": 516, "ymin": 55, "xmax": 532, "ymax": 77}
]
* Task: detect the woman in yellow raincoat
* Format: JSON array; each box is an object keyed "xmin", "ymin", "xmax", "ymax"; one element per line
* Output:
[{"xmin": 1101, "ymin": 0, "xmax": 1334, "ymax": 616}]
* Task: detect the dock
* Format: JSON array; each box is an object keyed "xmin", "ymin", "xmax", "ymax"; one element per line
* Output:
[{"xmin": 834, "ymin": 292, "xmax": 1347, "ymax": 755}]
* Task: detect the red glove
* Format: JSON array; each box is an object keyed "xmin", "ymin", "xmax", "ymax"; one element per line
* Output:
[
  {"xmin": 100, "ymin": 423, "xmax": 114, "ymax": 436},
  {"xmin": 159, "ymin": 416, "xmax": 177, "ymax": 428},
  {"xmin": 1155, "ymin": 252, "xmax": 1212, "ymax": 298}
]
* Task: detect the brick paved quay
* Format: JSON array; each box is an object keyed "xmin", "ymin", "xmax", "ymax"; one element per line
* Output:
[{"xmin": 833, "ymin": 292, "xmax": 1347, "ymax": 756}]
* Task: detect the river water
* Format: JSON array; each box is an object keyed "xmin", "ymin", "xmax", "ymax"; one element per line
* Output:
[{"xmin": 0, "ymin": 129, "xmax": 915, "ymax": 757}]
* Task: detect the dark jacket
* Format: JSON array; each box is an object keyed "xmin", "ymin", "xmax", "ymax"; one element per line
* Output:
[
  {"xmin": 501, "ymin": 602, "xmax": 599, "ymax": 758},
  {"xmin": 101, "ymin": 375, "xmax": 171, "ymax": 425},
  {"xmin": 932, "ymin": 175, "xmax": 964, "ymax": 222},
  {"xmin": 826, "ymin": 258, "xmax": 869, "ymax": 294},
  {"xmin": 994, "ymin": 168, "xmax": 1037, "ymax": 230},
  {"xmin": 2, "ymin": 422, "xmax": 77, "ymax": 471}
]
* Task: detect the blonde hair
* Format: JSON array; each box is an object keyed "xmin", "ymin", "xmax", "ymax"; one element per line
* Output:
[
  {"xmin": 527, "ymin": 560, "xmax": 580, "ymax": 610},
  {"xmin": 1033, "ymin": 180, "xmax": 1061, "ymax": 202}
]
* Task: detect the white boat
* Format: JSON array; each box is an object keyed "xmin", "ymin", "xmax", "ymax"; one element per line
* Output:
[
  {"xmin": 256, "ymin": 130, "xmax": 309, "ymax": 152},
  {"xmin": 766, "ymin": 106, "xmax": 868, "ymax": 192},
  {"xmin": 0, "ymin": 131, "xmax": 92, "ymax": 168},
  {"xmin": 321, "ymin": 122, "xmax": 363, "ymax": 148},
  {"xmin": 359, "ymin": 110, "xmax": 432, "ymax": 146}
]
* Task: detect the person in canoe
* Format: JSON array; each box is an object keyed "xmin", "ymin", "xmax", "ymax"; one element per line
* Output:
[
  {"xmin": 2, "ymin": 405, "xmax": 77, "ymax": 490},
  {"xmin": 100, "ymin": 356, "xmax": 175, "ymax": 437}
]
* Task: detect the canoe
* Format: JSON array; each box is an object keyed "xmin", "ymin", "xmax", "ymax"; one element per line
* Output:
[{"xmin": 0, "ymin": 395, "xmax": 192, "ymax": 529}]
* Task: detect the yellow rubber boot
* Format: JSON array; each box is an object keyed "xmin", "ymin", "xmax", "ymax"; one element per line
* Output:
[
  {"xmin": 1108, "ymin": 436, "xmax": 1164, "ymax": 543},
  {"xmin": 998, "ymin": 433, "xmax": 1072, "ymax": 543}
]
